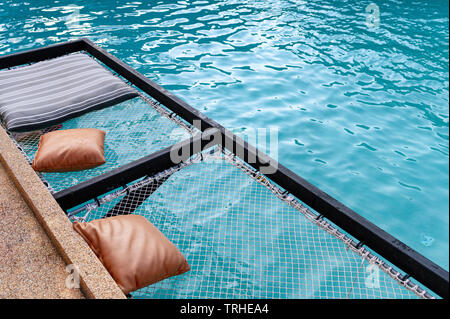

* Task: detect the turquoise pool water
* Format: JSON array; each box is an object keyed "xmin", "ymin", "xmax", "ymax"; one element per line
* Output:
[{"xmin": 0, "ymin": 0, "xmax": 448, "ymax": 272}]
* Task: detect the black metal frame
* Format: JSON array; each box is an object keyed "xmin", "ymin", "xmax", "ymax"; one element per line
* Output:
[{"xmin": 0, "ymin": 39, "xmax": 448, "ymax": 298}]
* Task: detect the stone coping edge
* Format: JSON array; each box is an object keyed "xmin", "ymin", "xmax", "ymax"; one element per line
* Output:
[{"xmin": 0, "ymin": 126, "xmax": 126, "ymax": 299}]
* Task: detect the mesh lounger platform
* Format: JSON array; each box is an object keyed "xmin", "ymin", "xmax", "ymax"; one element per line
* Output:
[
  {"xmin": 1, "ymin": 53, "xmax": 194, "ymax": 193},
  {"xmin": 5, "ymin": 94, "xmax": 193, "ymax": 193},
  {"xmin": 0, "ymin": 39, "xmax": 447, "ymax": 299},
  {"xmin": 70, "ymin": 148, "xmax": 430, "ymax": 299}
]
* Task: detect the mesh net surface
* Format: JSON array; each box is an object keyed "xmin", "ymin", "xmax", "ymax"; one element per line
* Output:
[
  {"xmin": 72, "ymin": 149, "xmax": 431, "ymax": 299},
  {"xmin": 5, "ymin": 94, "xmax": 193, "ymax": 193},
  {"xmin": 2, "ymin": 53, "xmax": 436, "ymax": 300}
]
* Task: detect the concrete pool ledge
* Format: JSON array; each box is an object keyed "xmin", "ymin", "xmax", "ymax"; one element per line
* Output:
[{"xmin": 0, "ymin": 126, "xmax": 126, "ymax": 299}]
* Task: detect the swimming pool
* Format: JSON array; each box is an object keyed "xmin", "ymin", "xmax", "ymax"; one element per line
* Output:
[{"xmin": 0, "ymin": 0, "xmax": 448, "ymax": 274}]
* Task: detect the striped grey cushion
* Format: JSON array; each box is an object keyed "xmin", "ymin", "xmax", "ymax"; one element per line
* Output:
[{"xmin": 0, "ymin": 53, "xmax": 138, "ymax": 132}]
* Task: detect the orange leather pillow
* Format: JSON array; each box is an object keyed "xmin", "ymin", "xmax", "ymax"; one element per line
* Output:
[
  {"xmin": 32, "ymin": 128, "xmax": 106, "ymax": 172},
  {"xmin": 73, "ymin": 215, "xmax": 190, "ymax": 294}
]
